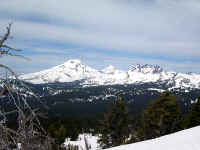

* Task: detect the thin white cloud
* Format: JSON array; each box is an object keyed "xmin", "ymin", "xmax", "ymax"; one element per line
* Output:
[
  {"xmin": 1, "ymin": 18, "xmax": 199, "ymax": 59},
  {"xmin": 0, "ymin": 0, "xmax": 200, "ymax": 72}
]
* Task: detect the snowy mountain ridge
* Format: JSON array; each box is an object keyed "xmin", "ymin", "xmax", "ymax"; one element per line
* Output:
[{"xmin": 20, "ymin": 59, "xmax": 200, "ymax": 90}]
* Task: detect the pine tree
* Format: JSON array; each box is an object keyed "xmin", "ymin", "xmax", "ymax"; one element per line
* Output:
[
  {"xmin": 98, "ymin": 93, "xmax": 130, "ymax": 149},
  {"xmin": 141, "ymin": 91, "xmax": 181, "ymax": 139},
  {"xmin": 48, "ymin": 124, "xmax": 67, "ymax": 145},
  {"xmin": 186, "ymin": 97, "xmax": 200, "ymax": 128}
]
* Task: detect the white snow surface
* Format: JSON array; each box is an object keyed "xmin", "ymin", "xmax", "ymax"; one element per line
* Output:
[
  {"xmin": 64, "ymin": 134, "xmax": 100, "ymax": 150},
  {"xmin": 64, "ymin": 126, "xmax": 200, "ymax": 150},
  {"xmin": 20, "ymin": 59, "xmax": 200, "ymax": 89},
  {"xmin": 106, "ymin": 126, "xmax": 200, "ymax": 150}
]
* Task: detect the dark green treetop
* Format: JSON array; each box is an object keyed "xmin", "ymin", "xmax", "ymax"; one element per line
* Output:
[
  {"xmin": 141, "ymin": 91, "xmax": 181, "ymax": 139},
  {"xmin": 98, "ymin": 93, "xmax": 130, "ymax": 149},
  {"xmin": 186, "ymin": 97, "xmax": 200, "ymax": 128}
]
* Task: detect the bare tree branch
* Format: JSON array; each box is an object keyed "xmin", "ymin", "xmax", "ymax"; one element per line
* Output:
[
  {"xmin": 0, "ymin": 23, "xmax": 11, "ymax": 47},
  {"xmin": 2, "ymin": 44, "xmax": 23, "ymax": 52},
  {"xmin": 0, "ymin": 64, "xmax": 17, "ymax": 78},
  {"xmin": 0, "ymin": 24, "xmax": 54, "ymax": 149},
  {"xmin": 7, "ymin": 53, "xmax": 31, "ymax": 61}
]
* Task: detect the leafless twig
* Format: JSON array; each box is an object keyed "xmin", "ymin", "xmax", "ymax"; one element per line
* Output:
[{"xmin": 0, "ymin": 24, "xmax": 54, "ymax": 150}]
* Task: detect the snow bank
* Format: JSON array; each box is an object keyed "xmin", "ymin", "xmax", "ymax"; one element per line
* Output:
[
  {"xmin": 63, "ymin": 126, "xmax": 200, "ymax": 150},
  {"xmin": 106, "ymin": 126, "xmax": 200, "ymax": 150},
  {"xmin": 64, "ymin": 134, "xmax": 100, "ymax": 150}
]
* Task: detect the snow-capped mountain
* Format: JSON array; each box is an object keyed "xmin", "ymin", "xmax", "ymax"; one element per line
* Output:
[
  {"xmin": 20, "ymin": 59, "xmax": 99, "ymax": 84},
  {"xmin": 20, "ymin": 59, "xmax": 200, "ymax": 90}
]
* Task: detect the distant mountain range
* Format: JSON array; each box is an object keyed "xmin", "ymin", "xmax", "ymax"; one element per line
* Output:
[
  {"xmin": 1, "ymin": 59, "xmax": 200, "ymax": 116},
  {"xmin": 20, "ymin": 59, "xmax": 200, "ymax": 91}
]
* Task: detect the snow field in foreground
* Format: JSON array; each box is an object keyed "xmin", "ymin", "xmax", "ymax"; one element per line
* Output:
[
  {"xmin": 64, "ymin": 126, "xmax": 200, "ymax": 150},
  {"xmin": 107, "ymin": 126, "xmax": 200, "ymax": 150}
]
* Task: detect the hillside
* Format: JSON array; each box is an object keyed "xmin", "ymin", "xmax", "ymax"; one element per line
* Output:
[
  {"xmin": 106, "ymin": 126, "xmax": 200, "ymax": 150},
  {"xmin": 64, "ymin": 126, "xmax": 200, "ymax": 150}
]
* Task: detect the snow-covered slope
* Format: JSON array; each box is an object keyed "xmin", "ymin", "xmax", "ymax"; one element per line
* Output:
[
  {"xmin": 64, "ymin": 134, "xmax": 100, "ymax": 150},
  {"xmin": 64, "ymin": 126, "xmax": 200, "ymax": 150},
  {"xmin": 106, "ymin": 126, "xmax": 200, "ymax": 150},
  {"xmin": 20, "ymin": 59, "xmax": 200, "ymax": 90},
  {"xmin": 20, "ymin": 59, "xmax": 100, "ymax": 84}
]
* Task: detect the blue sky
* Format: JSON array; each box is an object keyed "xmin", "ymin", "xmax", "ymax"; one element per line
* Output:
[{"xmin": 0, "ymin": 0, "xmax": 200, "ymax": 74}]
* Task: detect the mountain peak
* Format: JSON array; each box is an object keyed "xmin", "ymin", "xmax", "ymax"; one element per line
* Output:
[
  {"xmin": 102, "ymin": 65, "xmax": 117, "ymax": 74},
  {"xmin": 64, "ymin": 59, "xmax": 82, "ymax": 64},
  {"xmin": 130, "ymin": 64, "xmax": 163, "ymax": 74},
  {"xmin": 56, "ymin": 59, "xmax": 84, "ymax": 69}
]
